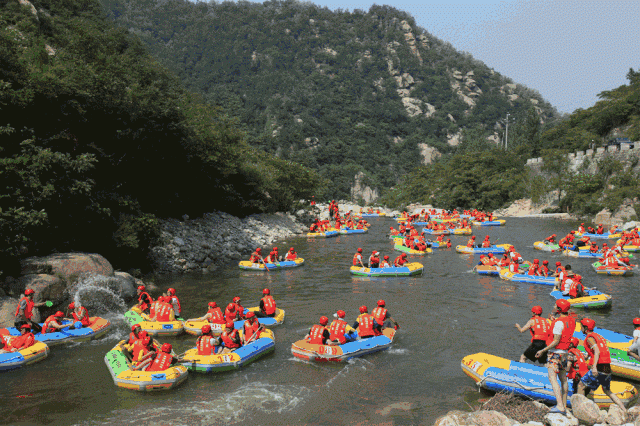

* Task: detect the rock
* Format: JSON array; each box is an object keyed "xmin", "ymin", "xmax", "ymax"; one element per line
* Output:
[
  {"xmin": 376, "ymin": 402, "xmax": 411, "ymax": 416},
  {"xmin": 532, "ymin": 402, "xmax": 550, "ymax": 412},
  {"xmin": 543, "ymin": 413, "xmax": 578, "ymax": 426},
  {"xmin": 606, "ymin": 405, "xmax": 627, "ymax": 425},
  {"xmin": 13, "ymin": 274, "xmax": 66, "ymax": 306},
  {"xmin": 174, "ymin": 237, "xmax": 185, "ymax": 246},
  {"xmin": 20, "ymin": 253, "xmax": 114, "ymax": 283},
  {"xmin": 627, "ymin": 406, "xmax": 640, "ymax": 420},
  {"xmin": 468, "ymin": 410, "xmax": 513, "ymax": 426},
  {"xmin": 0, "ymin": 297, "xmax": 20, "ymax": 327},
  {"xmin": 623, "ymin": 221, "xmax": 639, "ymax": 231},
  {"xmin": 418, "ymin": 143, "xmax": 441, "ymax": 165},
  {"xmin": 433, "ymin": 410, "xmax": 469, "ymax": 426},
  {"xmin": 112, "ymin": 272, "xmax": 136, "ymax": 299},
  {"xmin": 595, "ymin": 209, "xmax": 612, "ymax": 227},
  {"xmin": 569, "ymin": 394, "xmax": 600, "ymax": 425}
]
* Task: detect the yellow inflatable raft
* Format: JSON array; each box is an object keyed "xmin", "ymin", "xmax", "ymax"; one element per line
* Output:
[
  {"xmin": 184, "ymin": 308, "xmax": 286, "ymax": 336},
  {"xmin": 0, "ymin": 339, "xmax": 49, "ymax": 371},
  {"xmin": 125, "ymin": 307, "xmax": 184, "ymax": 337}
]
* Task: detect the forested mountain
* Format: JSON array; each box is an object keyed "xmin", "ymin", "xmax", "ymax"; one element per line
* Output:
[
  {"xmin": 101, "ymin": 0, "xmax": 560, "ymax": 201},
  {"xmin": 0, "ymin": 0, "xmax": 322, "ymax": 271}
]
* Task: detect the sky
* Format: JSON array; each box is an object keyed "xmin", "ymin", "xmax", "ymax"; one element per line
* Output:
[{"xmin": 201, "ymin": 0, "xmax": 640, "ymax": 114}]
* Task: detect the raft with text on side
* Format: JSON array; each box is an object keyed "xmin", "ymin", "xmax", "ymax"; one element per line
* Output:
[
  {"xmin": 306, "ymin": 230, "xmax": 339, "ymax": 238},
  {"xmin": 461, "ymin": 352, "xmax": 637, "ymax": 408},
  {"xmin": 183, "ymin": 307, "xmax": 286, "ymax": 336},
  {"xmin": 452, "ymin": 228, "xmax": 473, "ymax": 235},
  {"xmin": 181, "ymin": 329, "xmax": 275, "ymax": 373},
  {"xmin": 549, "ymin": 290, "xmax": 612, "ymax": 310},
  {"xmin": 393, "ymin": 244, "xmax": 432, "ymax": 255},
  {"xmin": 291, "ymin": 328, "xmax": 396, "ymax": 362},
  {"xmin": 360, "ymin": 213, "xmax": 386, "ymax": 217},
  {"xmin": 124, "ymin": 307, "xmax": 184, "ymax": 337},
  {"xmin": 349, "ymin": 263, "xmax": 423, "ymax": 277},
  {"xmin": 339, "ymin": 228, "xmax": 368, "ymax": 234},
  {"xmin": 0, "ymin": 317, "xmax": 111, "ymax": 347},
  {"xmin": 475, "ymin": 265, "xmax": 502, "ymax": 275},
  {"xmin": 591, "ymin": 261, "xmax": 633, "ymax": 276},
  {"xmin": 238, "ymin": 258, "xmax": 305, "ymax": 270},
  {"xmin": 421, "ymin": 229, "xmax": 450, "ymax": 235},
  {"xmin": 563, "ymin": 249, "xmax": 606, "ymax": 259},
  {"xmin": 104, "ymin": 341, "xmax": 188, "ymax": 391},
  {"xmin": 471, "ymin": 220, "xmax": 505, "ymax": 226},
  {"xmin": 499, "ymin": 269, "xmax": 558, "ymax": 286},
  {"xmin": 533, "ymin": 241, "xmax": 561, "ymax": 252},
  {"xmin": 0, "ymin": 339, "xmax": 49, "ymax": 372},
  {"xmin": 455, "ymin": 244, "xmax": 512, "ymax": 255},
  {"xmin": 575, "ymin": 232, "xmax": 622, "ymax": 240}
]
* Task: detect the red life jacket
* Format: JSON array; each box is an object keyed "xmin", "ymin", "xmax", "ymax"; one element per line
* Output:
[
  {"xmin": 42, "ymin": 315, "xmax": 60, "ymax": 334},
  {"xmin": 138, "ymin": 292, "xmax": 152, "ymax": 310},
  {"xmin": 225, "ymin": 307, "xmax": 237, "ymax": 322},
  {"xmin": 285, "ymin": 252, "xmax": 297, "ymax": 260},
  {"xmin": 156, "ymin": 302, "xmax": 173, "ymax": 322},
  {"xmin": 261, "ymin": 296, "xmax": 276, "ymax": 315},
  {"xmin": 329, "ymin": 319, "xmax": 348, "ymax": 344},
  {"xmin": 394, "ymin": 257, "xmax": 407, "ymax": 266},
  {"xmin": 127, "ymin": 331, "xmax": 139, "ymax": 345},
  {"xmin": 540, "ymin": 265, "xmax": 549, "ymax": 276},
  {"xmin": 466, "ymin": 239, "xmax": 474, "ymax": 248},
  {"xmin": 72, "ymin": 307, "xmax": 91, "ymax": 326},
  {"xmin": 8, "ymin": 332, "xmax": 35, "ymax": 351},
  {"xmin": 370, "ymin": 255, "xmax": 380, "ymax": 267},
  {"xmin": 308, "ymin": 324, "xmax": 328, "ymax": 345},
  {"xmin": 567, "ymin": 348, "xmax": 589, "ymax": 379},
  {"xmin": 528, "ymin": 265, "xmax": 539, "ymax": 276},
  {"xmin": 550, "ymin": 316, "xmax": 575, "ymax": 350},
  {"xmin": 197, "ymin": 335, "xmax": 215, "ymax": 355},
  {"xmin": 149, "ymin": 300, "xmax": 159, "ymax": 318},
  {"xmin": 371, "ymin": 307, "xmax": 388, "ymax": 325},
  {"xmin": 243, "ymin": 319, "xmax": 260, "ymax": 340},
  {"xmin": 146, "ymin": 352, "xmax": 173, "ymax": 371},
  {"xmin": 207, "ymin": 307, "xmax": 225, "ymax": 324},
  {"xmin": 356, "ymin": 313, "xmax": 376, "ymax": 337},
  {"xmin": 584, "ymin": 332, "xmax": 611, "ymax": 365},
  {"xmin": 221, "ymin": 329, "xmax": 241, "ymax": 349},
  {"xmin": 132, "ymin": 340, "xmax": 151, "ymax": 362},
  {"xmin": 352, "ymin": 254, "xmax": 362, "ymax": 266},
  {"xmin": 569, "ymin": 280, "xmax": 584, "ymax": 298},
  {"xmin": 530, "ymin": 316, "xmax": 550, "ymax": 342},
  {"xmin": 15, "ymin": 297, "xmax": 35, "ymax": 320},
  {"xmin": 233, "ymin": 303, "xmax": 245, "ymax": 320}
]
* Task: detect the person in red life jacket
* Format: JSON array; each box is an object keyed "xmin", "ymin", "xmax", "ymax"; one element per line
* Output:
[
  {"xmin": 595, "ymin": 224, "xmax": 604, "ymax": 235},
  {"xmin": 393, "ymin": 253, "xmax": 408, "ymax": 267},
  {"xmin": 257, "ymin": 288, "xmax": 277, "ymax": 318},
  {"xmin": 569, "ymin": 274, "xmax": 586, "ymax": 299},
  {"xmin": 14, "ymin": 289, "xmax": 46, "ymax": 333},
  {"xmin": 576, "ymin": 234, "xmax": 591, "ymax": 249},
  {"xmin": 477, "ymin": 255, "xmax": 489, "ymax": 267},
  {"xmin": 220, "ymin": 321, "xmax": 243, "ymax": 353},
  {"xmin": 589, "ymin": 241, "xmax": 599, "ymax": 253},
  {"xmin": 369, "ymin": 251, "xmax": 380, "ymax": 268},
  {"xmin": 0, "ymin": 324, "xmax": 36, "ymax": 354},
  {"xmin": 129, "ymin": 330, "xmax": 154, "ymax": 364},
  {"xmin": 540, "ymin": 260, "xmax": 550, "ymax": 277},
  {"xmin": 446, "ymin": 238, "xmax": 452, "ymax": 248},
  {"xmin": 527, "ymin": 259, "xmax": 540, "ymax": 276},
  {"xmin": 138, "ymin": 343, "xmax": 182, "ymax": 372},
  {"xmin": 309, "ymin": 220, "xmax": 319, "ymax": 233},
  {"xmin": 466, "ymin": 236, "xmax": 476, "ymax": 248},
  {"xmin": 353, "ymin": 306, "xmax": 382, "ymax": 338},
  {"xmin": 578, "ymin": 223, "xmax": 586, "ymax": 234},
  {"xmin": 567, "ymin": 337, "xmax": 590, "ymax": 394},
  {"xmin": 242, "ymin": 312, "xmax": 265, "ymax": 344},
  {"xmin": 534, "ymin": 299, "xmax": 576, "ymax": 415},
  {"xmin": 224, "ymin": 303, "xmax": 238, "ymax": 323},
  {"xmin": 188, "ymin": 301, "xmax": 226, "ymax": 325},
  {"xmin": 481, "ymin": 235, "xmax": 492, "ymax": 248},
  {"xmin": 128, "ymin": 324, "xmax": 142, "ymax": 346},
  {"xmin": 196, "ymin": 325, "xmax": 221, "ymax": 355},
  {"xmin": 306, "ymin": 316, "xmax": 332, "ymax": 345},
  {"xmin": 327, "ymin": 310, "xmax": 357, "ymax": 344},
  {"xmin": 558, "ymin": 265, "xmax": 576, "ymax": 295},
  {"xmin": 42, "ymin": 311, "xmax": 72, "ymax": 334},
  {"xmin": 498, "ymin": 254, "xmax": 510, "ymax": 267},
  {"xmin": 587, "ymin": 226, "xmax": 595, "ymax": 233},
  {"xmin": 310, "ymin": 196, "xmax": 316, "ymax": 207},
  {"xmin": 371, "ymin": 300, "xmax": 400, "ymax": 330},
  {"xmin": 553, "ymin": 261, "xmax": 565, "ymax": 280},
  {"xmin": 67, "ymin": 302, "xmax": 91, "ymax": 327},
  {"xmin": 626, "ymin": 318, "xmax": 640, "ymax": 362},
  {"xmin": 152, "ymin": 297, "xmax": 175, "ymax": 322},
  {"xmin": 232, "ymin": 296, "xmax": 245, "ymax": 320},
  {"xmin": 436, "ymin": 234, "xmax": 445, "ymax": 242},
  {"xmin": 166, "ymin": 288, "xmax": 181, "ymax": 318},
  {"xmin": 544, "ymin": 234, "xmax": 557, "ymax": 244},
  {"xmin": 577, "ymin": 318, "xmax": 627, "ymax": 412},
  {"xmin": 285, "ymin": 247, "xmax": 297, "ymax": 261},
  {"xmin": 353, "ymin": 248, "xmax": 365, "ymax": 268},
  {"xmin": 515, "ymin": 305, "xmax": 550, "ymax": 364},
  {"xmin": 404, "ymin": 235, "xmax": 414, "ymax": 249},
  {"xmin": 250, "ymin": 247, "xmax": 264, "ymax": 263},
  {"xmin": 136, "ymin": 285, "xmax": 153, "ymax": 314},
  {"xmin": 380, "ymin": 255, "xmax": 391, "ymax": 268},
  {"xmin": 508, "ymin": 259, "xmax": 521, "ymax": 274},
  {"xmin": 389, "ymin": 226, "xmax": 400, "ymax": 236},
  {"xmin": 484, "ymin": 253, "xmax": 497, "ymax": 266},
  {"xmin": 264, "ymin": 251, "xmax": 278, "ymax": 264},
  {"xmin": 272, "ymin": 247, "xmax": 283, "ymax": 262},
  {"xmin": 508, "ymin": 246, "xmax": 524, "ymax": 264}
]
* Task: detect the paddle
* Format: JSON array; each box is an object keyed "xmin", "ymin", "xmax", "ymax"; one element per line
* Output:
[{"xmin": 45, "ymin": 301, "xmax": 53, "ymax": 307}]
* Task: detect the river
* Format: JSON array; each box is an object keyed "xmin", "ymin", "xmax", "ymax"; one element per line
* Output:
[{"xmin": 2, "ymin": 217, "xmax": 637, "ymax": 425}]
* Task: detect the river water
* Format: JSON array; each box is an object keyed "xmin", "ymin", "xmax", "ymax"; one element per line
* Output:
[{"xmin": 2, "ymin": 217, "xmax": 638, "ymax": 426}]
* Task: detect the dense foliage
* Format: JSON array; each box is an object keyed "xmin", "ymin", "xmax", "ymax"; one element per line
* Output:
[
  {"xmin": 0, "ymin": 0, "xmax": 324, "ymax": 272},
  {"xmin": 101, "ymin": 0, "xmax": 558, "ymax": 199}
]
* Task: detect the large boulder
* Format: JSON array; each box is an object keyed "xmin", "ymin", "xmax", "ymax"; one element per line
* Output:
[
  {"xmin": 606, "ymin": 405, "xmax": 628, "ymax": 425},
  {"xmin": 543, "ymin": 412, "xmax": 578, "ymax": 426},
  {"xmin": 21, "ymin": 253, "xmax": 114, "ymax": 281},
  {"xmin": 113, "ymin": 272, "xmax": 136, "ymax": 299},
  {"xmin": 569, "ymin": 394, "xmax": 601, "ymax": 425},
  {"xmin": 0, "ymin": 297, "xmax": 21, "ymax": 327},
  {"xmin": 11, "ymin": 274, "xmax": 66, "ymax": 305},
  {"xmin": 467, "ymin": 410, "xmax": 513, "ymax": 426}
]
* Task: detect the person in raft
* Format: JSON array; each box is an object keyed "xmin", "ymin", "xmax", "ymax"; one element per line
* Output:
[
  {"xmin": 121, "ymin": 324, "xmax": 143, "ymax": 361},
  {"xmin": 41, "ymin": 311, "xmax": 73, "ymax": 334},
  {"xmin": 535, "ymin": 299, "xmax": 575, "ymax": 415},
  {"xmin": 166, "ymin": 288, "xmax": 181, "ymax": 318},
  {"xmin": 220, "ymin": 321, "xmax": 243, "ymax": 353},
  {"xmin": 135, "ymin": 343, "xmax": 183, "ymax": 371},
  {"xmin": 567, "ymin": 337, "xmax": 590, "ymax": 394},
  {"xmin": 353, "ymin": 248, "xmax": 366, "ymax": 268},
  {"xmin": 380, "ymin": 255, "xmax": 392, "ymax": 268},
  {"xmin": 627, "ymin": 318, "xmax": 640, "ymax": 362},
  {"xmin": 328, "ymin": 310, "xmax": 357, "ymax": 344},
  {"xmin": 371, "ymin": 300, "xmax": 400, "ymax": 330},
  {"xmin": 466, "ymin": 236, "xmax": 477, "ymax": 248},
  {"xmin": 368, "ymin": 251, "xmax": 381, "ymax": 268},
  {"xmin": 305, "ymin": 316, "xmax": 333, "ymax": 345},
  {"xmin": 67, "ymin": 302, "xmax": 91, "ymax": 327},
  {"xmin": 14, "ymin": 288, "xmax": 47, "ymax": 333},
  {"xmin": 0, "ymin": 324, "xmax": 36, "ymax": 354},
  {"xmin": 242, "ymin": 312, "xmax": 265, "ymax": 344},
  {"xmin": 249, "ymin": 247, "xmax": 265, "ymax": 264},
  {"xmin": 150, "ymin": 296, "xmax": 175, "ymax": 322},
  {"xmin": 196, "ymin": 325, "xmax": 221, "ymax": 355},
  {"xmin": 285, "ymin": 247, "xmax": 297, "ymax": 260},
  {"xmin": 135, "ymin": 285, "xmax": 153, "ymax": 314},
  {"xmin": 577, "ymin": 318, "xmax": 627, "ymax": 412},
  {"xmin": 353, "ymin": 306, "xmax": 382, "ymax": 338},
  {"xmin": 481, "ymin": 235, "xmax": 492, "ymax": 248},
  {"xmin": 515, "ymin": 305, "xmax": 550, "ymax": 364},
  {"xmin": 393, "ymin": 253, "xmax": 409, "ymax": 267},
  {"xmin": 256, "ymin": 288, "xmax": 276, "ymax": 318}
]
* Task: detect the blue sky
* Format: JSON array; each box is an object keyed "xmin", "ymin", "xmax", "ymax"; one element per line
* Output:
[{"xmin": 195, "ymin": 0, "xmax": 640, "ymax": 114}]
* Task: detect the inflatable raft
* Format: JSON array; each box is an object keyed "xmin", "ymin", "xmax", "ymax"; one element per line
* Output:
[
  {"xmin": 456, "ymin": 244, "xmax": 512, "ymax": 255},
  {"xmin": 0, "ymin": 339, "xmax": 49, "ymax": 371},
  {"xmin": 104, "ymin": 341, "xmax": 188, "ymax": 391},
  {"xmin": 563, "ymin": 249, "xmax": 604, "ymax": 259},
  {"xmin": 291, "ymin": 328, "xmax": 396, "ymax": 362},
  {"xmin": 421, "ymin": 229, "xmax": 450, "ymax": 235},
  {"xmin": 360, "ymin": 213, "xmax": 385, "ymax": 218},
  {"xmin": 452, "ymin": 228, "xmax": 473, "ymax": 235},
  {"xmin": 125, "ymin": 307, "xmax": 184, "ymax": 337},
  {"xmin": 621, "ymin": 244, "xmax": 640, "ymax": 253},
  {"xmin": 575, "ymin": 232, "xmax": 622, "ymax": 240},
  {"xmin": 592, "ymin": 261, "xmax": 633, "ymax": 276},
  {"xmin": 182, "ymin": 329, "xmax": 275, "ymax": 372},
  {"xmin": 461, "ymin": 352, "xmax": 637, "ymax": 408},
  {"xmin": 0, "ymin": 317, "xmax": 111, "ymax": 347},
  {"xmin": 499, "ymin": 269, "xmax": 558, "ymax": 285},
  {"xmin": 475, "ymin": 265, "xmax": 501, "ymax": 275},
  {"xmin": 349, "ymin": 263, "xmax": 423, "ymax": 277},
  {"xmin": 533, "ymin": 241, "xmax": 561, "ymax": 252},
  {"xmin": 550, "ymin": 290, "xmax": 612, "ymax": 309},
  {"xmin": 184, "ymin": 307, "xmax": 286, "ymax": 336},
  {"xmin": 393, "ymin": 244, "xmax": 432, "ymax": 255},
  {"xmin": 306, "ymin": 230, "xmax": 339, "ymax": 238},
  {"xmin": 471, "ymin": 220, "xmax": 505, "ymax": 226},
  {"xmin": 238, "ymin": 258, "xmax": 305, "ymax": 270},
  {"xmin": 339, "ymin": 228, "xmax": 368, "ymax": 234}
]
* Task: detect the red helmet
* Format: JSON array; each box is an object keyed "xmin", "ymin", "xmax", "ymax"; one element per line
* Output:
[
  {"xmin": 377, "ymin": 300, "xmax": 385, "ymax": 307},
  {"xmin": 471, "ymin": 236, "xmax": 476, "ymax": 239},
  {"xmin": 389, "ymin": 227, "xmax": 393, "ymax": 230},
  {"xmin": 208, "ymin": 302, "xmax": 217, "ymax": 308},
  {"xmin": 246, "ymin": 312, "xmax": 256, "ymax": 319},
  {"xmin": 633, "ymin": 318, "xmax": 640, "ymax": 326},
  {"xmin": 543, "ymin": 260, "xmax": 549, "ymax": 265},
  {"xmin": 55, "ymin": 311, "xmax": 64, "ymax": 318},
  {"xmin": 571, "ymin": 337, "xmax": 580, "ymax": 347},
  {"xmin": 336, "ymin": 310, "xmax": 346, "ymax": 318},
  {"xmin": 531, "ymin": 306, "xmax": 542, "ymax": 315},
  {"xmin": 479, "ymin": 255, "xmax": 485, "ymax": 258},
  {"xmin": 156, "ymin": 296, "xmax": 164, "ymax": 303},
  {"xmin": 384, "ymin": 255, "xmax": 389, "ymax": 260},
  {"xmin": 555, "ymin": 299, "xmax": 571, "ymax": 313},
  {"xmin": 319, "ymin": 316, "xmax": 329, "ymax": 326},
  {"xmin": 201, "ymin": 325, "xmax": 212, "ymax": 334},
  {"xmin": 225, "ymin": 321, "xmax": 235, "ymax": 329},
  {"xmin": 68, "ymin": 303, "xmax": 75, "ymax": 310},
  {"xmin": 262, "ymin": 288, "xmax": 270, "ymax": 295},
  {"xmin": 167, "ymin": 288, "xmax": 176, "ymax": 296},
  {"xmin": 580, "ymin": 318, "xmax": 595, "ymax": 331},
  {"xmin": 359, "ymin": 306, "xmax": 368, "ymax": 314},
  {"xmin": 24, "ymin": 289, "xmax": 35, "ymax": 296},
  {"xmin": 227, "ymin": 303, "xmax": 235, "ymax": 311},
  {"xmin": 552, "ymin": 234, "xmax": 557, "ymax": 237},
  {"xmin": 484, "ymin": 235, "xmax": 489, "ymax": 239},
  {"xmin": 131, "ymin": 324, "xmax": 141, "ymax": 331},
  {"xmin": 256, "ymin": 248, "xmax": 261, "ymax": 252},
  {"xmin": 533, "ymin": 259, "xmax": 539, "ymax": 264},
  {"xmin": 357, "ymin": 248, "xmax": 363, "ymax": 253},
  {"xmin": 20, "ymin": 324, "xmax": 31, "ymax": 330},
  {"xmin": 137, "ymin": 285, "xmax": 145, "ymax": 291},
  {"xmin": 401, "ymin": 253, "xmax": 407, "ymax": 258},
  {"xmin": 555, "ymin": 261, "xmax": 562, "ymax": 266},
  {"xmin": 570, "ymin": 231, "xmax": 575, "ymax": 234},
  {"xmin": 289, "ymin": 247, "xmax": 294, "ymax": 252},
  {"xmin": 232, "ymin": 297, "xmax": 241, "ymax": 303},
  {"xmin": 487, "ymin": 253, "xmax": 493, "ymax": 257},
  {"xmin": 161, "ymin": 343, "xmax": 172, "ymax": 353},
  {"xmin": 273, "ymin": 247, "xmax": 278, "ymax": 251}
]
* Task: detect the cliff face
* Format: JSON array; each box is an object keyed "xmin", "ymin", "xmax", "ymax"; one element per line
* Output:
[{"xmin": 102, "ymin": 0, "xmax": 560, "ymax": 200}]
